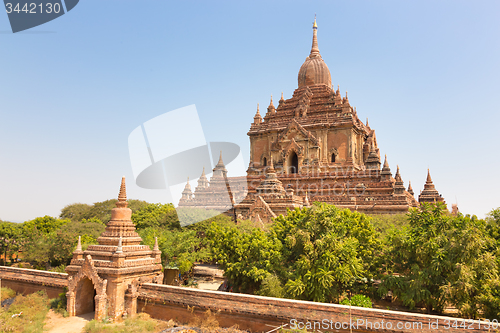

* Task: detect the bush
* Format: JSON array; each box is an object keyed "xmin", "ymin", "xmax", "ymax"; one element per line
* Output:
[
  {"xmin": 1, "ymin": 287, "xmax": 16, "ymax": 301},
  {"xmin": 50, "ymin": 291, "xmax": 68, "ymax": 317},
  {"xmin": 340, "ymin": 294, "xmax": 372, "ymax": 308},
  {"xmin": 257, "ymin": 274, "xmax": 285, "ymax": 298}
]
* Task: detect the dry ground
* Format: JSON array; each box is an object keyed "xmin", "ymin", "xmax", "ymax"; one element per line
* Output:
[{"xmin": 44, "ymin": 309, "xmax": 94, "ymax": 333}]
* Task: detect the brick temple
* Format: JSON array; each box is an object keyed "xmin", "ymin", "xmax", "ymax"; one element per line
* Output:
[
  {"xmin": 178, "ymin": 19, "xmax": 446, "ymax": 222},
  {"xmin": 65, "ymin": 177, "xmax": 163, "ymax": 320}
]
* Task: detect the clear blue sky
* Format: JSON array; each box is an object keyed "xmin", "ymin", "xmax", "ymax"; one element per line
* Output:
[{"xmin": 1, "ymin": 0, "xmax": 499, "ymax": 222}]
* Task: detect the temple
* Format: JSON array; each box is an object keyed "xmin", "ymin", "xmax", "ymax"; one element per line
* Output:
[
  {"xmin": 65, "ymin": 177, "xmax": 163, "ymax": 320},
  {"xmin": 178, "ymin": 19, "xmax": 447, "ymax": 222}
]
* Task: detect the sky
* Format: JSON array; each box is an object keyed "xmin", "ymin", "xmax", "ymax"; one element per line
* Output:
[{"xmin": 0, "ymin": 0, "xmax": 499, "ymax": 222}]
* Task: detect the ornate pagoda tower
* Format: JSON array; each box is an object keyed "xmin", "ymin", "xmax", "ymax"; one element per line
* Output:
[
  {"xmin": 242, "ymin": 18, "xmax": 419, "ymax": 217},
  {"xmin": 66, "ymin": 177, "xmax": 163, "ymax": 320},
  {"xmin": 178, "ymin": 18, "xmax": 444, "ymax": 221},
  {"xmin": 418, "ymin": 169, "xmax": 446, "ymax": 204}
]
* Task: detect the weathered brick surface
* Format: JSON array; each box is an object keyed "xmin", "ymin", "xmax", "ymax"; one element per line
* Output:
[
  {"xmin": 138, "ymin": 284, "xmax": 492, "ymax": 333},
  {"xmin": 0, "ymin": 266, "xmax": 67, "ymax": 298}
]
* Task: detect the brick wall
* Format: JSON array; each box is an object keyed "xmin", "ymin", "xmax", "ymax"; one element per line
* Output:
[
  {"xmin": 0, "ymin": 266, "xmax": 68, "ymax": 298},
  {"xmin": 138, "ymin": 283, "xmax": 491, "ymax": 333}
]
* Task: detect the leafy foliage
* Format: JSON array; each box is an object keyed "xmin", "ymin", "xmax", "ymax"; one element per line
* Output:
[
  {"xmin": 340, "ymin": 294, "xmax": 373, "ymax": 308},
  {"xmin": 380, "ymin": 203, "xmax": 500, "ymax": 318},
  {"xmin": 138, "ymin": 213, "xmax": 234, "ymax": 281},
  {"xmin": 0, "ymin": 222, "xmax": 22, "ymax": 264},
  {"xmin": 131, "ymin": 203, "xmax": 178, "ymax": 229},
  {"xmin": 209, "ymin": 203, "xmax": 381, "ymax": 301},
  {"xmin": 60, "ymin": 199, "xmax": 149, "ymax": 224}
]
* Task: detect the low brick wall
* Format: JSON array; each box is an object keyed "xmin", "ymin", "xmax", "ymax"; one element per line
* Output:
[
  {"xmin": 138, "ymin": 284, "xmax": 490, "ymax": 333},
  {"xmin": 0, "ymin": 266, "xmax": 68, "ymax": 298}
]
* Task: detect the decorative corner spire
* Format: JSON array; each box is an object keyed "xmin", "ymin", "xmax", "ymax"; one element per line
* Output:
[
  {"xmin": 256, "ymin": 103, "xmax": 260, "ymax": 115},
  {"xmin": 116, "ymin": 176, "xmax": 128, "ymax": 208},
  {"xmin": 201, "ymin": 167, "xmax": 205, "ymax": 177},
  {"xmin": 395, "ymin": 165, "xmax": 402, "ymax": 182},
  {"xmin": 366, "ymin": 118, "xmax": 369, "ymax": 127},
  {"xmin": 280, "ymin": 92, "xmax": 284, "ymax": 102},
  {"xmin": 383, "ymin": 155, "xmax": 389, "ymax": 169},
  {"xmin": 218, "ymin": 151, "xmax": 224, "ymax": 166},
  {"xmin": 116, "ymin": 236, "xmax": 123, "ymax": 254},
  {"xmin": 426, "ymin": 168, "xmax": 433, "ymax": 183},
  {"xmin": 267, "ymin": 156, "xmax": 275, "ymax": 173},
  {"xmin": 310, "ymin": 16, "xmax": 320, "ymax": 57},
  {"xmin": 153, "ymin": 237, "xmax": 159, "ymax": 251},
  {"xmin": 269, "ymin": 95, "xmax": 274, "ymax": 107},
  {"xmin": 76, "ymin": 236, "xmax": 82, "ymax": 252}
]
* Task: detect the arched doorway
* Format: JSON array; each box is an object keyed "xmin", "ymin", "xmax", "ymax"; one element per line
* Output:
[
  {"xmin": 331, "ymin": 153, "xmax": 336, "ymax": 163},
  {"xmin": 75, "ymin": 277, "xmax": 96, "ymax": 315},
  {"xmin": 262, "ymin": 157, "xmax": 267, "ymax": 167},
  {"xmin": 288, "ymin": 151, "xmax": 298, "ymax": 174}
]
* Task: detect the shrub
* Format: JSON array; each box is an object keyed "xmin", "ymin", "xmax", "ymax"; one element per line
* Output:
[
  {"xmin": 340, "ymin": 294, "xmax": 372, "ymax": 308},
  {"xmin": 257, "ymin": 274, "xmax": 285, "ymax": 298}
]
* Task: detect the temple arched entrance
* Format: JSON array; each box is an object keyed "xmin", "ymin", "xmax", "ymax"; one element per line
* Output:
[
  {"xmin": 288, "ymin": 151, "xmax": 299, "ymax": 174},
  {"xmin": 75, "ymin": 277, "xmax": 96, "ymax": 315}
]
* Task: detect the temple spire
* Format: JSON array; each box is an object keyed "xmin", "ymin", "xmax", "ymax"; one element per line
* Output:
[
  {"xmin": 426, "ymin": 168, "xmax": 432, "ymax": 183},
  {"xmin": 310, "ymin": 16, "xmax": 320, "ymax": 57},
  {"xmin": 116, "ymin": 176, "xmax": 128, "ymax": 208},
  {"xmin": 280, "ymin": 92, "xmax": 284, "ymax": 102},
  {"xmin": 76, "ymin": 236, "xmax": 82, "ymax": 252},
  {"xmin": 267, "ymin": 156, "xmax": 275, "ymax": 173},
  {"xmin": 253, "ymin": 103, "xmax": 262, "ymax": 125},
  {"xmin": 217, "ymin": 151, "xmax": 224, "ymax": 166},
  {"xmin": 153, "ymin": 237, "xmax": 159, "ymax": 251},
  {"xmin": 408, "ymin": 181, "xmax": 414, "ymax": 196},
  {"xmin": 381, "ymin": 155, "xmax": 392, "ymax": 181}
]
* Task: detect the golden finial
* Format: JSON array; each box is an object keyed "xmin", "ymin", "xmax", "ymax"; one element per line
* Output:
[{"xmin": 313, "ymin": 14, "xmax": 317, "ymax": 28}]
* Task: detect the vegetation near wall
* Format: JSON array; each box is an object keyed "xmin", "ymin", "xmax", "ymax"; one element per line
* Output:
[{"xmin": 3, "ymin": 198, "xmax": 500, "ymax": 320}]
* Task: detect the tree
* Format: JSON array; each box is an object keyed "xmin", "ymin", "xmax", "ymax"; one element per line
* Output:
[
  {"xmin": 208, "ymin": 222, "xmax": 282, "ymax": 293},
  {"xmin": 0, "ymin": 222, "xmax": 22, "ymax": 264},
  {"xmin": 59, "ymin": 203, "xmax": 92, "ymax": 222},
  {"xmin": 131, "ymin": 203, "xmax": 178, "ymax": 230},
  {"xmin": 273, "ymin": 203, "xmax": 380, "ymax": 302},
  {"xmin": 208, "ymin": 203, "xmax": 381, "ymax": 301},
  {"xmin": 59, "ymin": 199, "xmax": 149, "ymax": 224},
  {"xmin": 381, "ymin": 203, "xmax": 499, "ymax": 318},
  {"xmin": 139, "ymin": 213, "xmax": 234, "ymax": 283},
  {"xmin": 21, "ymin": 216, "xmax": 69, "ymax": 269},
  {"xmin": 49, "ymin": 221, "xmax": 105, "ymax": 266},
  {"xmin": 23, "ymin": 216, "xmax": 68, "ymax": 235}
]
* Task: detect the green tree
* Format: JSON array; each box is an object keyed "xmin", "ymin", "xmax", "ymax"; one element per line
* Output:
[
  {"xmin": 131, "ymin": 203, "xmax": 178, "ymax": 230},
  {"xmin": 273, "ymin": 203, "xmax": 379, "ymax": 302},
  {"xmin": 23, "ymin": 216, "xmax": 68, "ymax": 234},
  {"xmin": 208, "ymin": 203, "xmax": 381, "ymax": 301},
  {"xmin": 59, "ymin": 203, "xmax": 92, "ymax": 222},
  {"xmin": 208, "ymin": 222, "xmax": 282, "ymax": 293},
  {"xmin": 49, "ymin": 221, "xmax": 105, "ymax": 267},
  {"xmin": 0, "ymin": 222, "xmax": 22, "ymax": 264},
  {"xmin": 381, "ymin": 203, "xmax": 499, "ymax": 318},
  {"xmin": 60, "ymin": 199, "xmax": 149, "ymax": 224}
]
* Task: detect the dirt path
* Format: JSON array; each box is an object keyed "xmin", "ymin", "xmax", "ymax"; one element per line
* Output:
[{"xmin": 44, "ymin": 310, "xmax": 94, "ymax": 333}]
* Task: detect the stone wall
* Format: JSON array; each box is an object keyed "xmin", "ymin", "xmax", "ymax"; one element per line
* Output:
[
  {"xmin": 0, "ymin": 266, "xmax": 68, "ymax": 299},
  {"xmin": 137, "ymin": 283, "xmax": 489, "ymax": 333}
]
